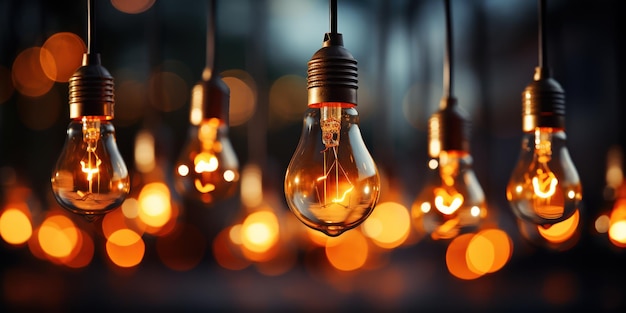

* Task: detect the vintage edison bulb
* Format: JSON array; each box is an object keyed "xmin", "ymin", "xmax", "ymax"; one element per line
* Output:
[
  {"xmin": 174, "ymin": 77, "xmax": 239, "ymax": 205},
  {"xmin": 51, "ymin": 54, "xmax": 130, "ymax": 218},
  {"xmin": 507, "ymin": 127, "xmax": 582, "ymax": 225},
  {"xmin": 412, "ymin": 150, "xmax": 486, "ymax": 240},
  {"xmin": 285, "ymin": 104, "xmax": 380, "ymax": 237},
  {"xmin": 52, "ymin": 117, "xmax": 130, "ymax": 217}
]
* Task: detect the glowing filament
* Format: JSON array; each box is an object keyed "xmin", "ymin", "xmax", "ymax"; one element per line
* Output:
[
  {"xmin": 332, "ymin": 186, "xmax": 354, "ymax": 203},
  {"xmin": 434, "ymin": 188, "xmax": 464, "ymax": 215},
  {"xmin": 80, "ymin": 159, "xmax": 101, "ymax": 182},
  {"xmin": 194, "ymin": 152, "xmax": 218, "ymax": 173},
  {"xmin": 194, "ymin": 180, "xmax": 216, "ymax": 193},
  {"xmin": 532, "ymin": 170, "xmax": 558, "ymax": 198}
]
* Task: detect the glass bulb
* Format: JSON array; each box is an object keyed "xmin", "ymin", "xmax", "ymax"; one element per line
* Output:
[
  {"xmin": 284, "ymin": 104, "xmax": 380, "ymax": 237},
  {"xmin": 507, "ymin": 127, "xmax": 582, "ymax": 225},
  {"xmin": 412, "ymin": 150, "xmax": 486, "ymax": 240},
  {"xmin": 174, "ymin": 117, "xmax": 240, "ymax": 205},
  {"xmin": 51, "ymin": 117, "xmax": 130, "ymax": 218}
]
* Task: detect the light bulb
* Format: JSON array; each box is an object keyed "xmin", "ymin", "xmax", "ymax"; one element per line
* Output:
[
  {"xmin": 284, "ymin": 33, "xmax": 380, "ymax": 237},
  {"xmin": 507, "ymin": 128, "xmax": 581, "ymax": 225},
  {"xmin": 51, "ymin": 54, "xmax": 130, "ymax": 218},
  {"xmin": 174, "ymin": 72, "xmax": 239, "ymax": 205},
  {"xmin": 412, "ymin": 99, "xmax": 486, "ymax": 240},
  {"xmin": 506, "ymin": 68, "xmax": 582, "ymax": 226}
]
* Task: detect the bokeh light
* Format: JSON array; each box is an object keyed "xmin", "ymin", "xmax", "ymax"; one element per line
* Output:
[
  {"xmin": 0, "ymin": 207, "xmax": 32, "ymax": 245},
  {"xmin": 149, "ymin": 71, "xmax": 188, "ymax": 112},
  {"xmin": 268, "ymin": 75, "xmax": 307, "ymax": 129},
  {"xmin": 222, "ymin": 69, "xmax": 257, "ymax": 126},
  {"xmin": 325, "ymin": 229, "xmax": 369, "ymax": 271},
  {"xmin": 12, "ymin": 47, "xmax": 55, "ymax": 97},
  {"xmin": 106, "ymin": 229, "xmax": 145, "ymax": 268},
  {"xmin": 114, "ymin": 77, "xmax": 147, "ymax": 126},
  {"xmin": 213, "ymin": 225, "xmax": 251, "ymax": 271},
  {"xmin": 111, "ymin": 0, "xmax": 155, "ymax": 14},
  {"xmin": 446, "ymin": 233, "xmax": 482, "ymax": 280},
  {"xmin": 138, "ymin": 182, "xmax": 173, "ymax": 229},
  {"xmin": 41, "ymin": 32, "xmax": 86, "ymax": 82},
  {"xmin": 240, "ymin": 210, "xmax": 280, "ymax": 262},
  {"xmin": 362, "ymin": 201, "xmax": 411, "ymax": 249},
  {"xmin": 38, "ymin": 214, "xmax": 78, "ymax": 259}
]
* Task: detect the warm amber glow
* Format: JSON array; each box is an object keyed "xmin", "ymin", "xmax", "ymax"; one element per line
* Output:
[
  {"xmin": 466, "ymin": 229, "xmax": 512, "ymax": 275},
  {"xmin": 433, "ymin": 187, "xmax": 464, "ymax": 215},
  {"xmin": 138, "ymin": 182, "xmax": 172, "ymax": 228},
  {"xmin": 466, "ymin": 234, "xmax": 494, "ymax": 275},
  {"xmin": 111, "ymin": 0, "xmax": 155, "ymax": 14},
  {"xmin": 134, "ymin": 130, "xmax": 156, "ymax": 173},
  {"xmin": 608, "ymin": 202, "xmax": 626, "ymax": 247},
  {"xmin": 537, "ymin": 209, "xmax": 580, "ymax": 244},
  {"xmin": 362, "ymin": 202, "xmax": 410, "ymax": 249},
  {"xmin": 12, "ymin": 47, "xmax": 54, "ymax": 97},
  {"xmin": 532, "ymin": 170, "xmax": 558, "ymax": 199},
  {"xmin": 241, "ymin": 211, "xmax": 279, "ymax": 254},
  {"xmin": 0, "ymin": 208, "xmax": 32, "ymax": 245},
  {"xmin": 38, "ymin": 214, "xmax": 78, "ymax": 258},
  {"xmin": 306, "ymin": 227, "xmax": 330, "ymax": 247},
  {"xmin": 41, "ymin": 32, "xmax": 86, "ymax": 82},
  {"xmin": 609, "ymin": 221, "xmax": 626, "ymax": 246},
  {"xmin": 325, "ymin": 229, "xmax": 368, "ymax": 271},
  {"xmin": 106, "ymin": 229, "xmax": 145, "ymax": 268},
  {"xmin": 446, "ymin": 233, "xmax": 482, "ymax": 280},
  {"xmin": 241, "ymin": 164, "xmax": 263, "ymax": 208}
]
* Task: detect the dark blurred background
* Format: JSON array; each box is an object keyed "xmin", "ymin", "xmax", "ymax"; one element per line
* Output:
[{"xmin": 1, "ymin": 0, "xmax": 626, "ymax": 311}]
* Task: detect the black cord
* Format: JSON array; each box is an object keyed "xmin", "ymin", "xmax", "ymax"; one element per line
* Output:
[
  {"xmin": 88, "ymin": 0, "xmax": 95, "ymax": 54},
  {"xmin": 330, "ymin": 0, "xmax": 337, "ymax": 34},
  {"xmin": 206, "ymin": 0, "xmax": 216, "ymax": 70},
  {"xmin": 538, "ymin": 0, "xmax": 547, "ymax": 69},
  {"xmin": 443, "ymin": 0, "xmax": 453, "ymax": 98}
]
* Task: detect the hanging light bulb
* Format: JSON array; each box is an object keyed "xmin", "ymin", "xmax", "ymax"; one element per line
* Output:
[
  {"xmin": 411, "ymin": 0, "xmax": 486, "ymax": 240},
  {"xmin": 51, "ymin": 0, "xmax": 130, "ymax": 219},
  {"xmin": 174, "ymin": 0, "xmax": 239, "ymax": 205},
  {"xmin": 506, "ymin": 0, "xmax": 581, "ymax": 226},
  {"xmin": 284, "ymin": 0, "xmax": 380, "ymax": 237}
]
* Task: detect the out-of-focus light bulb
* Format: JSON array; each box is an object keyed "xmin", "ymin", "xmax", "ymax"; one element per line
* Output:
[
  {"xmin": 412, "ymin": 99, "xmax": 486, "ymax": 240},
  {"xmin": 51, "ymin": 54, "xmax": 130, "ymax": 219},
  {"xmin": 174, "ymin": 71, "xmax": 239, "ymax": 205},
  {"xmin": 507, "ymin": 68, "xmax": 582, "ymax": 226},
  {"xmin": 284, "ymin": 32, "xmax": 380, "ymax": 237}
]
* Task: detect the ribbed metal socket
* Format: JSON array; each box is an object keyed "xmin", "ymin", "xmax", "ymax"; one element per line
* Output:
[
  {"xmin": 307, "ymin": 33, "xmax": 358, "ymax": 106},
  {"xmin": 522, "ymin": 67, "xmax": 566, "ymax": 132},
  {"xmin": 68, "ymin": 54, "xmax": 114, "ymax": 119},
  {"xmin": 190, "ymin": 72, "xmax": 230, "ymax": 125},
  {"xmin": 428, "ymin": 97, "xmax": 470, "ymax": 157}
]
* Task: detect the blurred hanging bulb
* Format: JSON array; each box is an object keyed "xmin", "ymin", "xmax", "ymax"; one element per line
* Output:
[
  {"xmin": 412, "ymin": 99, "xmax": 486, "ymax": 240},
  {"xmin": 284, "ymin": 31, "xmax": 380, "ymax": 237},
  {"xmin": 174, "ymin": 70, "xmax": 239, "ymax": 205},
  {"xmin": 506, "ymin": 68, "xmax": 582, "ymax": 226},
  {"xmin": 51, "ymin": 54, "xmax": 130, "ymax": 219}
]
